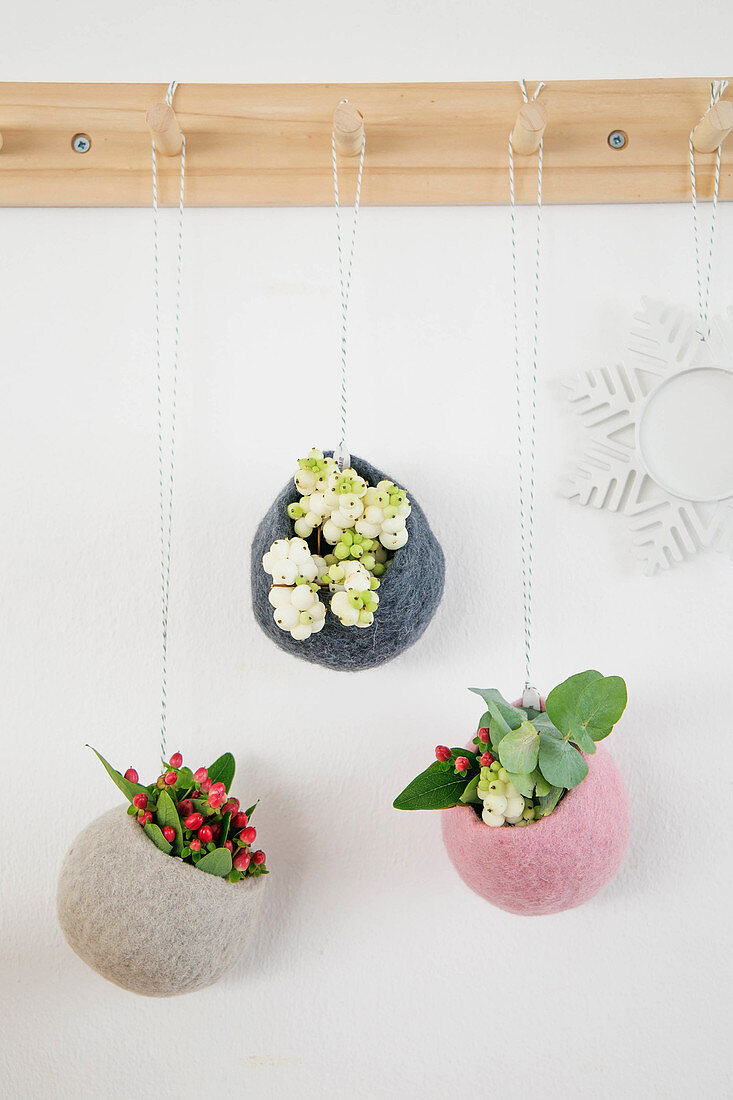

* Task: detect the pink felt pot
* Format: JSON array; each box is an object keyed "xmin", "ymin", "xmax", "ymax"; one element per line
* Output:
[{"xmin": 441, "ymin": 744, "xmax": 630, "ymax": 916}]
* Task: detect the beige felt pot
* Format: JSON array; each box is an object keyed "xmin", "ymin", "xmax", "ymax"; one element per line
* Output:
[{"xmin": 57, "ymin": 807, "xmax": 267, "ymax": 997}]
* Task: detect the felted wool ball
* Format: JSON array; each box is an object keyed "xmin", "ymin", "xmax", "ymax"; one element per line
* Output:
[
  {"xmin": 57, "ymin": 807, "xmax": 267, "ymax": 997},
  {"xmin": 251, "ymin": 455, "xmax": 445, "ymax": 671},
  {"xmin": 441, "ymin": 745, "xmax": 630, "ymax": 916}
]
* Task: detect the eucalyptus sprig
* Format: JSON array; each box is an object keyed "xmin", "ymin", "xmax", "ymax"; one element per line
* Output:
[{"xmin": 394, "ymin": 671, "xmax": 627, "ymax": 825}]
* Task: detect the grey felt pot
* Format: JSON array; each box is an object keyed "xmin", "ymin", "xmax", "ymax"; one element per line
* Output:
[
  {"xmin": 251, "ymin": 454, "xmax": 445, "ymax": 671},
  {"xmin": 57, "ymin": 807, "xmax": 267, "ymax": 997}
]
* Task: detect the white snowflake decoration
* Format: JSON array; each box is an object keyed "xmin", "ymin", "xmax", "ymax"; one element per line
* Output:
[{"xmin": 564, "ymin": 299, "xmax": 733, "ymax": 573}]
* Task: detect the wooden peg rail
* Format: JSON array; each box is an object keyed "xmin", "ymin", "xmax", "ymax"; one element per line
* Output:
[{"xmin": 0, "ymin": 79, "xmax": 731, "ymax": 207}]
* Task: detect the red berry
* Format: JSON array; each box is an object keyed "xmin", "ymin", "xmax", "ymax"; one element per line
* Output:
[
  {"xmin": 201, "ymin": 777, "xmax": 212, "ymax": 793},
  {"xmin": 233, "ymin": 851, "xmax": 250, "ymax": 871},
  {"xmin": 162, "ymin": 826, "xmax": 175, "ymax": 843},
  {"xmin": 184, "ymin": 812, "xmax": 204, "ymax": 831},
  {"xmin": 193, "ymin": 767, "xmax": 208, "ymax": 783},
  {"xmin": 198, "ymin": 825, "xmax": 213, "ymax": 843},
  {"xmin": 124, "ymin": 768, "xmax": 139, "ymax": 783},
  {"xmin": 138, "ymin": 810, "xmax": 153, "ymax": 825},
  {"xmin": 169, "ymin": 752, "xmax": 183, "ymax": 768},
  {"xmin": 454, "ymin": 756, "xmax": 469, "ymax": 773},
  {"xmin": 435, "ymin": 745, "xmax": 451, "ymax": 762},
  {"xmin": 208, "ymin": 791, "xmax": 225, "ymax": 809},
  {"xmin": 132, "ymin": 792, "xmax": 148, "ymax": 810},
  {"xmin": 240, "ymin": 826, "xmax": 257, "ymax": 845},
  {"xmin": 224, "ymin": 840, "xmax": 233, "ymax": 852},
  {"xmin": 164, "ymin": 770, "xmax": 177, "ymax": 786},
  {"xmin": 232, "ymin": 812, "xmax": 249, "ymax": 829},
  {"xmin": 480, "ymin": 752, "xmax": 494, "ymax": 767},
  {"xmin": 252, "ymin": 850, "xmax": 266, "ymax": 866},
  {"xmin": 209, "ymin": 823, "xmax": 221, "ymax": 841},
  {"xmin": 177, "ymin": 799, "xmax": 193, "ymax": 817},
  {"xmin": 222, "ymin": 799, "xmax": 239, "ymax": 816},
  {"xmin": 210, "ymin": 781, "xmax": 226, "ymax": 795},
  {"xmin": 156, "ymin": 775, "xmax": 166, "ymax": 789},
  {"xmin": 189, "ymin": 838, "xmax": 201, "ymax": 852},
  {"xmin": 478, "ymin": 727, "xmax": 490, "ymax": 743}
]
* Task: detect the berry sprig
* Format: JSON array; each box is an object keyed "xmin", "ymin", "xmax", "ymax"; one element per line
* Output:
[
  {"xmin": 262, "ymin": 449, "xmax": 412, "ymax": 641},
  {"xmin": 90, "ymin": 747, "xmax": 268, "ymax": 882},
  {"xmin": 394, "ymin": 671, "xmax": 628, "ymax": 825}
]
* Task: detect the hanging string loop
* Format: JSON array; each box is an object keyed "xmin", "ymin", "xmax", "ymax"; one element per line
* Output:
[
  {"xmin": 689, "ymin": 79, "xmax": 728, "ymax": 342},
  {"xmin": 332, "ymin": 101, "xmax": 366, "ymax": 471},
  {"xmin": 152, "ymin": 79, "xmax": 186, "ymax": 763},
  {"xmin": 508, "ymin": 79, "xmax": 544, "ymax": 707}
]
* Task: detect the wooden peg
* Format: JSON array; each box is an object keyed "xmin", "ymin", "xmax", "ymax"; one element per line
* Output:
[
  {"xmin": 333, "ymin": 101, "xmax": 364, "ymax": 156},
  {"xmin": 510, "ymin": 100, "xmax": 547, "ymax": 155},
  {"xmin": 692, "ymin": 98, "xmax": 733, "ymax": 153},
  {"xmin": 146, "ymin": 102, "xmax": 182, "ymax": 156}
]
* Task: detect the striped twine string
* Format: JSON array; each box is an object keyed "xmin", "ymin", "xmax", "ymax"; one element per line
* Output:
[
  {"xmin": 152, "ymin": 80, "xmax": 185, "ymax": 764},
  {"xmin": 509, "ymin": 79, "xmax": 544, "ymax": 701},
  {"xmin": 689, "ymin": 79, "xmax": 728, "ymax": 341},
  {"xmin": 332, "ymin": 105, "xmax": 366, "ymax": 471}
]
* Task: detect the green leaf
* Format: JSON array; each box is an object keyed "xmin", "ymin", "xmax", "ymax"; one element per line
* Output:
[
  {"xmin": 498, "ymin": 721, "xmax": 540, "ymax": 774},
  {"xmin": 506, "ymin": 771, "xmax": 535, "ymax": 798},
  {"xmin": 208, "ymin": 753, "xmax": 236, "ymax": 792},
  {"xmin": 469, "ymin": 689, "xmax": 525, "ymax": 730},
  {"xmin": 532, "ymin": 770, "xmax": 552, "ymax": 797},
  {"xmin": 545, "ymin": 671, "xmax": 602, "ymax": 736},
  {"xmin": 570, "ymin": 725, "xmax": 597, "ymax": 754},
  {"xmin": 394, "ymin": 753, "xmax": 477, "ymax": 810},
  {"xmin": 177, "ymin": 766, "xmax": 194, "ymax": 790},
  {"xmin": 196, "ymin": 847, "xmax": 233, "ymax": 877},
  {"xmin": 537, "ymin": 785, "xmax": 564, "ymax": 816},
  {"xmin": 143, "ymin": 822, "xmax": 173, "ymax": 854},
  {"xmin": 155, "ymin": 789, "xmax": 183, "ymax": 855},
  {"xmin": 219, "ymin": 811, "xmax": 232, "ymax": 847},
  {"xmin": 243, "ymin": 801, "xmax": 259, "ymax": 819},
  {"xmin": 485, "ymin": 702, "xmax": 515, "ymax": 750},
  {"xmin": 459, "ymin": 775, "xmax": 481, "ymax": 804},
  {"xmin": 87, "ymin": 746, "xmax": 149, "ymax": 803},
  {"xmin": 576, "ymin": 676, "xmax": 628, "ymax": 741},
  {"xmin": 538, "ymin": 733, "xmax": 588, "ymax": 789},
  {"xmin": 531, "ymin": 713, "xmax": 563, "ymax": 738}
]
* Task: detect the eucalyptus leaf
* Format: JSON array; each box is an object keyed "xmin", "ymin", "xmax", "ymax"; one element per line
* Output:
[
  {"xmin": 545, "ymin": 671, "xmax": 602, "ymax": 736},
  {"xmin": 143, "ymin": 822, "xmax": 173, "ymax": 854},
  {"xmin": 537, "ymin": 785, "xmax": 565, "ymax": 816},
  {"xmin": 538, "ymin": 733, "xmax": 588, "ymax": 789},
  {"xmin": 570, "ymin": 725, "xmax": 597, "ymax": 754},
  {"xmin": 498, "ymin": 721, "xmax": 540, "ymax": 774},
  {"xmin": 576, "ymin": 676, "xmax": 627, "ymax": 741},
  {"xmin": 87, "ymin": 746, "xmax": 149, "ymax": 803},
  {"xmin": 532, "ymin": 770, "xmax": 552, "ymax": 797},
  {"xmin": 208, "ymin": 752, "xmax": 236, "ymax": 792},
  {"xmin": 469, "ymin": 689, "xmax": 525, "ymax": 729},
  {"xmin": 459, "ymin": 775, "xmax": 481, "ymax": 804},
  {"xmin": 155, "ymin": 789, "xmax": 183, "ymax": 855},
  {"xmin": 486, "ymin": 702, "xmax": 513, "ymax": 750},
  {"xmin": 196, "ymin": 847, "xmax": 233, "ymax": 877},
  {"xmin": 530, "ymin": 713, "xmax": 563, "ymax": 739},
  {"xmin": 394, "ymin": 754, "xmax": 477, "ymax": 811},
  {"xmin": 506, "ymin": 771, "xmax": 535, "ymax": 798}
]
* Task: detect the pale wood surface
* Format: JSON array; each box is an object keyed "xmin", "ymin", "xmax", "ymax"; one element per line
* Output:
[
  {"xmin": 692, "ymin": 99, "xmax": 733, "ymax": 154},
  {"xmin": 146, "ymin": 102, "xmax": 182, "ymax": 157},
  {"xmin": 333, "ymin": 101, "xmax": 364, "ymax": 157},
  {"xmin": 0, "ymin": 79, "xmax": 731, "ymax": 206},
  {"xmin": 510, "ymin": 102, "xmax": 547, "ymax": 156}
]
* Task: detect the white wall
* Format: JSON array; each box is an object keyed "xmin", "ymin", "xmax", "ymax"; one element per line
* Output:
[{"xmin": 2, "ymin": 4, "xmax": 733, "ymax": 1098}]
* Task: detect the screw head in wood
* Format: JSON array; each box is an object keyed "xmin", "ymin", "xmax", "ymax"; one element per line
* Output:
[
  {"xmin": 72, "ymin": 133, "xmax": 91, "ymax": 154},
  {"xmin": 608, "ymin": 130, "xmax": 627, "ymax": 149}
]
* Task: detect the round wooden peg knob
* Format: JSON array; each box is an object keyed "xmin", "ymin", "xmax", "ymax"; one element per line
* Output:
[
  {"xmin": 511, "ymin": 101, "xmax": 548, "ymax": 156},
  {"xmin": 146, "ymin": 102, "xmax": 183, "ymax": 157},
  {"xmin": 333, "ymin": 101, "xmax": 364, "ymax": 156},
  {"xmin": 692, "ymin": 98, "xmax": 733, "ymax": 154}
]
